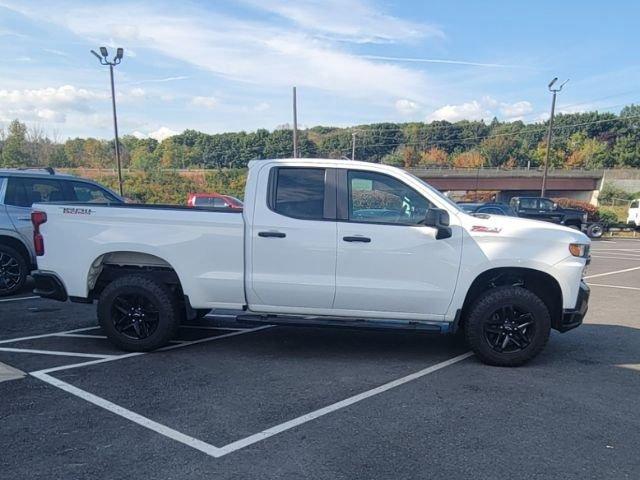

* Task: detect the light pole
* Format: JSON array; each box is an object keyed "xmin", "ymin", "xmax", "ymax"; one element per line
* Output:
[
  {"xmin": 91, "ymin": 47, "xmax": 125, "ymax": 196},
  {"xmin": 541, "ymin": 77, "xmax": 569, "ymax": 197},
  {"xmin": 292, "ymin": 86, "xmax": 298, "ymax": 158},
  {"xmin": 351, "ymin": 132, "xmax": 356, "ymax": 160}
]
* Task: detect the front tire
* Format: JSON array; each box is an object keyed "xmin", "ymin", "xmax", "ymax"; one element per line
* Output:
[
  {"xmin": 98, "ymin": 275, "xmax": 179, "ymax": 351},
  {"xmin": 464, "ymin": 286, "xmax": 551, "ymax": 367},
  {"xmin": 0, "ymin": 244, "xmax": 28, "ymax": 297}
]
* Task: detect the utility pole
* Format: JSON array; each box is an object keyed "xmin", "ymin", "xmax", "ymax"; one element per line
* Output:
[
  {"xmin": 91, "ymin": 47, "xmax": 125, "ymax": 196},
  {"xmin": 351, "ymin": 132, "xmax": 356, "ymax": 160},
  {"xmin": 292, "ymin": 86, "xmax": 298, "ymax": 158},
  {"xmin": 541, "ymin": 77, "xmax": 568, "ymax": 197}
]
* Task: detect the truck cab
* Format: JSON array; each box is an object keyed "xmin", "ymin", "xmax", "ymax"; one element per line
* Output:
[{"xmin": 509, "ymin": 196, "xmax": 587, "ymax": 229}]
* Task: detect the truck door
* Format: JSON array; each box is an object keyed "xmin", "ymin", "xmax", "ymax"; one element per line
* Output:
[
  {"xmin": 247, "ymin": 166, "xmax": 337, "ymax": 312},
  {"xmin": 516, "ymin": 198, "xmax": 539, "ymax": 220},
  {"xmin": 333, "ymin": 169, "xmax": 462, "ymax": 319}
]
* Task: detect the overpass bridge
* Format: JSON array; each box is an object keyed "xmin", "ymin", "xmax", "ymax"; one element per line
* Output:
[{"xmin": 407, "ymin": 167, "xmax": 604, "ymax": 203}]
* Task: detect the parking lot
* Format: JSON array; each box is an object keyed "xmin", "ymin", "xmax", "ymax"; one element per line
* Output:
[{"xmin": 1, "ymin": 239, "xmax": 639, "ymax": 480}]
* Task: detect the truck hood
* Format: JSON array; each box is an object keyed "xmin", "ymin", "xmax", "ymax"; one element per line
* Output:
[{"xmin": 461, "ymin": 212, "xmax": 589, "ymax": 244}]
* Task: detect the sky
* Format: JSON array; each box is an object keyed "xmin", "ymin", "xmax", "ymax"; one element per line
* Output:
[{"xmin": 0, "ymin": 0, "xmax": 638, "ymax": 141}]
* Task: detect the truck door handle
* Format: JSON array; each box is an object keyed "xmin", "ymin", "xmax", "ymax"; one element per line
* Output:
[
  {"xmin": 258, "ymin": 231, "xmax": 286, "ymax": 238},
  {"xmin": 17, "ymin": 216, "xmax": 31, "ymax": 221},
  {"xmin": 343, "ymin": 236, "xmax": 371, "ymax": 243}
]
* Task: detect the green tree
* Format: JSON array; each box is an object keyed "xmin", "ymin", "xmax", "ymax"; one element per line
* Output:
[{"xmin": 2, "ymin": 120, "xmax": 29, "ymax": 167}]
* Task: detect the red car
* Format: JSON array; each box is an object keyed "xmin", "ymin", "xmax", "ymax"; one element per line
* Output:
[{"xmin": 187, "ymin": 193, "xmax": 243, "ymax": 209}]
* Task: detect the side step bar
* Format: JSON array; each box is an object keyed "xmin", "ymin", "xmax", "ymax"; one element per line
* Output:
[{"xmin": 236, "ymin": 314, "xmax": 451, "ymax": 333}]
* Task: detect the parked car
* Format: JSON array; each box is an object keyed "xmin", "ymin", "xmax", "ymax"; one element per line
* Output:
[
  {"xmin": 187, "ymin": 193, "xmax": 243, "ymax": 209},
  {"xmin": 458, "ymin": 202, "xmax": 517, "ymax": 216},
  {"xmin": 0, "ymin": 168, "xmax": 123, "ymax": 296},
  {"xmin": 508, "ymin": 196, "xmax": 605, "ymax": 238},
  {"xmin": 627, "ymin": 199, "xmax": 640, "ymax": 226},
  {"xmin": 509, "ymin": 197, "xmax": 586, "ymax": 228},
  {"xmin": 31, "ymin": 159, "xmax": 590, "ymax": 367}
]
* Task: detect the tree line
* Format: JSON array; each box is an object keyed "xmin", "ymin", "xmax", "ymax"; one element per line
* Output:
[{"xmin": 1, "ymin": 105, "xmax": 640, "ymax": 171}]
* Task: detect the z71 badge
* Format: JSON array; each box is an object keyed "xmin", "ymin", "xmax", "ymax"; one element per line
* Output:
[{"xmin": 61, "ymin": 207, "xmax": 93, "ymax": 215}]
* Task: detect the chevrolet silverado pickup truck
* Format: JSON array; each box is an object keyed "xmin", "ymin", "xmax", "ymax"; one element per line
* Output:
[{"xmin": 30, "ymin": 159, "xmax": 590, "ymax": 366}]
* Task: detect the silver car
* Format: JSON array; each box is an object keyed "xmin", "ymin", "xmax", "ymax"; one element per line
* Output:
[{"xmin": 0, "ymin": 168, "xmax": 122, "ymax": 296}]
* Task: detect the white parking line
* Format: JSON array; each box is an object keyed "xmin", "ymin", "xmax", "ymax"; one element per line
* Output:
[
  {"xmin": 0, "ymin": 347, "xmax": 113, "ymax": 359},
  {"xmin": 31, "ymin": 350, "xmax": 473, "ymax": 459},
  {"xmin": 55, "ymin": 333, "xmax": 107, "ymax": 339},
  {"xmin": 30, "ymin": 371, "xmax": 225, "ymax": 458},
  {"xmin": 584, "ymin": 265, "xmax": 640, "ymax": 279},
  {"xmin": 587, "ymin": 283, "xmax": 640, "ymax": 291},
  {"xmin": 591, "ymin": 255, "xmax": 640, "ymax": 261},
  {"xmin": 180, "ymin": 325, "xmax": 246, "ymax": 331},
  {"xmin": 0, "ymin": 296, "xmax": 40, "ymax": 303},
  {"xmin": 0, "ymin": 327, "xmax": 99, "ymax": 345}
]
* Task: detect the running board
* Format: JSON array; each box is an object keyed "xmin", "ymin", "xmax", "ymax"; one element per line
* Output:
[{"xmin": 236, "ymin": 314, "xmax": 450, "ymax": 333}]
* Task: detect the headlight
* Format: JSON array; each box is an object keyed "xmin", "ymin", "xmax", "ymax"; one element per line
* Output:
[{"xmin": 569, "ymin": 243, "xmax": 589, "ymax": 257}]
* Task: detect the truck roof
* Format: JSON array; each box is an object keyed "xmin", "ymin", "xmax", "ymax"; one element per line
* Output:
[
  {"xmin": 248, "ymin": 157, "xmax": 400, "ymax": 173},
  {"xmin": 0, "ymin": 168, "xmax": 75, "ymax": 178}
]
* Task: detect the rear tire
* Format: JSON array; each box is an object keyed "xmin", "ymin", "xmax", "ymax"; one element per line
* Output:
[
  {"xmin": 586, "ymin": 223, "xmax": 603, "ymax": 238},
  {"xmin": 464, "ymin": 286, "xmax": 551, "ymax": 367},
  {"xmin": 98, "ymin": 275, "xmax": 179, "ymax": 351},
  {"xmin": 0, "ymin": 244, "xmax": 28, "ymax": 297}
]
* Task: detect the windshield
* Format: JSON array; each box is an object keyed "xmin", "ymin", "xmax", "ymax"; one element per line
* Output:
[{"xmin": 405, "ymin": 171, "xmax": 464, "ymax": 212}]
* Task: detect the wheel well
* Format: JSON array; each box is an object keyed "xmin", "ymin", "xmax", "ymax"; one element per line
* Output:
[
  {"xmin": 459, "ymin": 267, "xmax": 563, "ymax": 330},
  {"xmin": 0, "ymin": 235, "xmax": 31, "ymax": 267},
  {"xmin": 88, "ymin": 252, "xmax": 182, "ymax": 300}
]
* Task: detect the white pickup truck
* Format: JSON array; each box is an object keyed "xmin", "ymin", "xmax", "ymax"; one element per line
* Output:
[{"xmin": 31, "ymin": 159, "xmax": 590, "ymax": 366}]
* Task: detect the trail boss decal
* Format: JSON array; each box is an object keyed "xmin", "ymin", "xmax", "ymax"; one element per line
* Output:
[
  {"xmin": 471, "ymin": 225, "xmax": 502, "ymax": 233},
  {"xmin": 61, "ymin": 207, "xmax": 94, "ymax": 215}
]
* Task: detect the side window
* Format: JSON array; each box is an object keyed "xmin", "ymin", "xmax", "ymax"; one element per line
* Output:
[
  {"xmin": 70, "ymin": 181, "xmax": 118, "ymax": 203},
  {"xmin": 519, "ymin": 198, "xmax": 537, "ymax": 209},
  {"xmin": 348, "ymin": 170, "xmax": 433, "ymax": 224},
  {"xmin": 539, "ymin": 199, "xmax": 555, "ymax": 211},
  {"xmin": 213, "ymin": 198, "xmax": 227, "ymax": 208},
  {"xmin": 5, "ymin": 178, "xmax": 30, "ymax": 207},
  {"xmin": 273, "ymin": 168, "xmax": 326, "ymax": 220},
  {"xmin": 630, "ymin": 200, "xmax": 639, "ymax": 208}
]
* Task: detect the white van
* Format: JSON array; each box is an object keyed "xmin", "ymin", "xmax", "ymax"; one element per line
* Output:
[{"xmin": 628, "ymin": 199, "xmax": 640, "ymax": 226}]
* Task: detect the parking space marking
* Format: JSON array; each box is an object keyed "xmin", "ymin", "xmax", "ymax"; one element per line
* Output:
[
  {"xmin": 30, "ymin": 371, "xmax": 225, "ymax": 458},
  {"xmin": 0, "ymin": 347, "xmax": 114, "ymax": 359},
  {"xmin": 591, "ymin": 255, "xmax": 640, "ymax": 261},
  {"xmin": 215, "ymin": 351, "xmax": 474, "ymax": 457},
  {"xmin": 31, "ymin": 350, "xmax": 473, "ymax": 459},
  {"xmin": 0, "ymin": 327, "xmax": 99, "ymax": 345},
  {"xmin": 55, "ymin": 333, "xmax": 108, "ymax": 339},
  {"xmin": 584, "ymin": 265, "xmax": 640, "ymax": 279},
  {"xmin": 587, "ymin": 283, "xmax": 640, "ymax": 291},
  {"xmin": 0, "ymin": 296, "xmax": 40, "ymax": 303},
  {"xmin": 180, "ymin": 325, "xmax": 247, "ymax": 331}
]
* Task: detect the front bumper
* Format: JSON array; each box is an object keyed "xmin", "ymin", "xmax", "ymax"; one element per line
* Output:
[
  {"xmin": 556, "ymin": 280, "xmax": 589, "ymax": 332},
  {"xmin": 32, "ymin": 270, "xmax": 68, "ymax": 302}
]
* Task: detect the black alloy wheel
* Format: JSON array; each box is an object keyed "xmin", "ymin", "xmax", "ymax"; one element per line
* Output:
[
  {"xmin": 111, "ymin": 293, "xmax": 160, "ymax": 340},
  {"xmin": 482, "ymin": 305, "xmax": 535, "ymax": 354},
  {"xmin": 0, "ymin": 246, "xmax": 27, "ymax": 296}
]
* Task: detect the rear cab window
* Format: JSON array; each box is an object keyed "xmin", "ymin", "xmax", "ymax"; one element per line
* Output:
[
  {"xmin": 69, "ymin": 181, "xmax": 119, "ymax": 203},
  {"xmin": 270, "ymin": 167, "xmax": 328, "ymax": 220}
]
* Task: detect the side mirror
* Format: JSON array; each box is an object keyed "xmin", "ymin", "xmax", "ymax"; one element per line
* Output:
[{"xmin": 423, "ymin": 208, "xmax": 452, "ymax": 240}]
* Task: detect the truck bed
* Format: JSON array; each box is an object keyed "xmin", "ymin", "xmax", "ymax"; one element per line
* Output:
[{"xmin": 33, "ymin": 202, "xmax": 246, "ymax": 310}]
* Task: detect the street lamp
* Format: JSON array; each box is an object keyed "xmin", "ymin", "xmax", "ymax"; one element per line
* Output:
[
  {"xmin": 541, "ymin": 77, "xmax": 569, "ymax": 197},
  {"xmin": 91, "ymin": 47, "xmax": 125, "ymax": 196}
]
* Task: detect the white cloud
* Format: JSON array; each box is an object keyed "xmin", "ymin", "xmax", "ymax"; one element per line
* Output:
[
  {"xmin": 149, "ymin": 127, "xmax": 178, "ymax": 141},
  {"xmin": 129, "ymin": 87, "xmax": 146, "ymax": 98},
  {"xmin": 427, "ymin": 100, "xmax": 491, "ymax": 122},
  {"xmin": 427, "ymin": 96, "xmax": 534, "ymax": 122},
  {"xmin": 131, "ymin": 127, "xmax": 178, "ymax": 141},
  {"xmin": 4, "ymin": 2, "xmax": 432, "ymax": 103},
  {"xmin": 254, "ymin": 102, "xmax": 270, "ymax": 112},
  {"xmin": 246, "ymin": 0, "xmax": 442, "ymax": 44},
  {"xmin": 0, "ymin": 85, "xmax": 106, "ymax": 123},
  {"xmin": 191, "ymin": 96, "xmax": 218, "ymax": 109},
  {"xmin": 500, "ymin": 100, "xmax": 533, "ymax": 119},
  {"xmin": 394, "ymin": 98, "xmax": 420, "ymax": 115}
]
